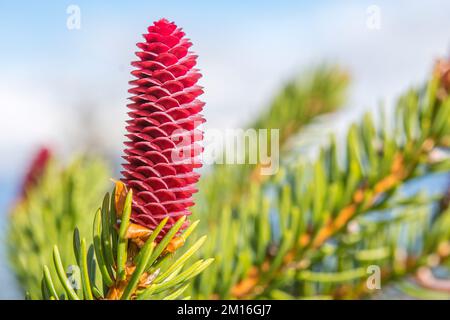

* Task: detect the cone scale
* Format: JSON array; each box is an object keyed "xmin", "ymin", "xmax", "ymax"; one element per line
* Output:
[{"xmin": 121, "ymin": 19, "xmax": 204, "ymax": 236}]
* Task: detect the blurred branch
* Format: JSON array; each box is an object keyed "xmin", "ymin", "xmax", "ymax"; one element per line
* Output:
[{"xmin": 190, "ymin": 63, "xmax": 450, "ymax": 299}]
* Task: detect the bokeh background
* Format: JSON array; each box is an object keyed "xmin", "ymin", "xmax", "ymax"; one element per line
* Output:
[{"xmin": 1, "ymin": 0, "xmax": 450, "ymax": 299}]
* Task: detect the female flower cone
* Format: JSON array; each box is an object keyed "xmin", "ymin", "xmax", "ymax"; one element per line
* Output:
[
  {"xmin": 21, "ymin": 147, "xmax": 52, "ymax": 198},
  {"xmin": 122, "ymin": 19, "xmax": 204, "ymax": 236}
]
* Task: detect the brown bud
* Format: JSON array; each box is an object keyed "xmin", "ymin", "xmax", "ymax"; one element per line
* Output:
[{"xmin": 434, "ymin": 58, "xmax": 450, "ymax": 99}]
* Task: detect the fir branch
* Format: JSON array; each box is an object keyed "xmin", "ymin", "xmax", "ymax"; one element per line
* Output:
[
  {"xmin": 8, "ymin": 157, "xmax": 110, "ymax": 298},
  {"xmin": 244, "ymin": 76, "xmax": 449, "ymax": 298},
  {"xmin": 190, "ymin": 66, "xmax": 450, "ymax": 299},
  {"xmin": 38, "ymin": 183, "xmax": 211, "ymax": 300}
]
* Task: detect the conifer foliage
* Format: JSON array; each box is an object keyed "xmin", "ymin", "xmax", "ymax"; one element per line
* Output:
[{"xmin": 187, "ymin": 59, "xmax": 450, "ymax": 299}]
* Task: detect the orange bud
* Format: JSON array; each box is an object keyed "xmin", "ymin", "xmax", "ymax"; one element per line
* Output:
[
  {"xmin": 165, "ymin": 236, "xmax": 185, "ymax": 253},
  {"xmin": 231, "ymin": 267, "xmax": 259, "ymax": 298},
  {"xmin": 113, "ymin": 180, "xmax": 127, "ymax": 217},
  {"xmin": 125, "ymin": 223, "xmax": 152, "ymax": 240}
]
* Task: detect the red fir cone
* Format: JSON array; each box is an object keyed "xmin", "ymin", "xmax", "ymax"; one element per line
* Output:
[
  {"xmin": 21, "ymin": 146, "xmax": 52, "ymax": 197},
  {"xmin": 122, "ymin": 19, "xmax": 205, "ymax": 236}
]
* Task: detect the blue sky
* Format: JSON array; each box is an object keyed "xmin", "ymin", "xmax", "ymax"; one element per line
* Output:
[{"xmin": 1, "ymin": 0, "xmax": 450, "ymax": 298}]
